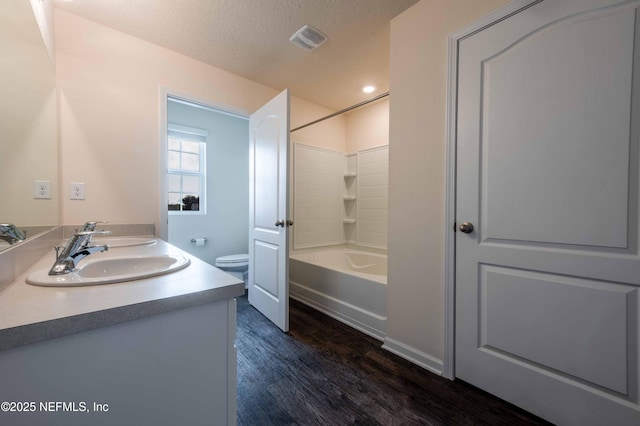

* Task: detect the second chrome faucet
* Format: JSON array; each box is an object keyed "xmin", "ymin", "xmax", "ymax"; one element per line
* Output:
[{"xmin": 49, "ymin": 229, "xmax": 111, "ymax": 275}]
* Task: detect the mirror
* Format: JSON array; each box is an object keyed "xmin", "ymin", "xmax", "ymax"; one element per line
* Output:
[{"xmin": 0, "ymin": 0, "xmax": 59, "ymax": 250}]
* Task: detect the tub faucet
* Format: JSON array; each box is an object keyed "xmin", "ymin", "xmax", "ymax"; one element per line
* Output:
[
  {"xmin": 78, "ymin": 220, "xmax": 107, "ymax": 232},
  {"xmin": 49, "ymin": 230, "xmax": 111, "ymax": 275},
  {"xmin": 0, "ymin": 223, "xmax": 26, "ymax": 245}
]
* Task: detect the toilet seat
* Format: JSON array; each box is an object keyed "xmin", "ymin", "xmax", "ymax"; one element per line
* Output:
[
  {"xmin": 215, "ymin": 254, "xmax": 249, "ymax": 287},
  {"xmin": 215, "ymin": 254, "xmax": 249, "ymax": 268}
]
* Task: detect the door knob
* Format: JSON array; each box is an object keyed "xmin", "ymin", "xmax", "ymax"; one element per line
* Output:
[
  {"xmin": 459, "ymin": 221, "xmax": 474, "ymax": 234},
  {"xmin": 286, "ymin": 219, "xmax": 294, "ymax": 227},
  {"xmin": 275, "ymin": 220, "xmax": 285, "ymax": 227}
]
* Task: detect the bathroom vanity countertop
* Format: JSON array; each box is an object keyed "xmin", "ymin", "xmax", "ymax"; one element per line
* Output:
[{"xmin": 0, "ymin": 238, "xmax": 244, "ymax": 351}]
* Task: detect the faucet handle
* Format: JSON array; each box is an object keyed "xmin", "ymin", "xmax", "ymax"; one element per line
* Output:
[{"xmin": 74, "ymin": 230, "xmax": 111, "ymax": 247}]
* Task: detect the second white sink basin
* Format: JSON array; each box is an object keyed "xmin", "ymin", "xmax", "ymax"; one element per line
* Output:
[
  {"xmin": 89, "ymin": 237, "xmax": 156, "ymax": 248},
  {"xmin": 26, "ymin": 254, "xmax": 190, "ymax": 287}
]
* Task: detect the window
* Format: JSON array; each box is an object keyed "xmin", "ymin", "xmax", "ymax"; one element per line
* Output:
[{"xmin": 167, "ymin": 123, "xmax": 207, "ymax": 213}]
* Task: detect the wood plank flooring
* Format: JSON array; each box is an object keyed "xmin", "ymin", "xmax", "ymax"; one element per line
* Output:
[{"xmin": 236, "ymin": 294, "xmax": 550, "ymax": 425}]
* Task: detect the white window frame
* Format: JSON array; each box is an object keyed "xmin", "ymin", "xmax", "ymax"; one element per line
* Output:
[{"xmin": 167, "ymin": 123, "xmax": 207, "ymax": 215}]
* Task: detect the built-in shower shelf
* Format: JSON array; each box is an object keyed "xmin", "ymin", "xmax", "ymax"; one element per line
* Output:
[
  {"xmin": 344, "ymin": 173, "xmax": 357, "ymax": 178},
  {"xmin": 343, "ymin": 196, "xmax": 357, "ymax": 201},
  {"xmin": 343, "ymin": 219, "xmax": 356, "ymax": 224}
]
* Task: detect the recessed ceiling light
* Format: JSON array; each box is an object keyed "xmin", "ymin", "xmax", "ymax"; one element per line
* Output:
[{"xmin": 362, "ymin": 86, "xmax": 375, "ymax": 94}]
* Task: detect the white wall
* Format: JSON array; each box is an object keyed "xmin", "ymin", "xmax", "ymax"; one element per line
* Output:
[
  {"xmin": 290, "ymin": 100, "xmax": 347, "ymax": 152},
  {"xmin": 55, "ymin": 9, "xmax": 339, "ymax": 230},
  {"xmin": 386, "ymin": 0, "xmax": 509, "ymax": 369},
  {"xmin": 291, "ymin": 97, "xmax": 389, "ymax": 155},
  {"xmin": 29, "ymin": 0, "xmax": 55, "ymax": 64},
  {"xmin": 0, "ymin": 0, "xmax": 58, "ymax": 226},
  {"xmin": 55, "ymin": 10, "xmax": 274, "ymax": 229},
  {"xmin": 167, "ymin": 101, "xmax": 249, "ymax": 265},
  {"xmin": 346, "ymin": 98, "xmax": 389, "ymax": 153}
]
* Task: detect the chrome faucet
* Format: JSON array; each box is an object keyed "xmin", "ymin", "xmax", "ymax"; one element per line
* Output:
[
  {"xmin": 78, "ymin": 221, "xmax": 107, "ymax": 232},
  {"xmin": 48, "ymin": 230, "xmax": 111, "ymax": 275},
  {"xmin": 0, "ymin": 223, "xmax": 26, "ymax": 245}
]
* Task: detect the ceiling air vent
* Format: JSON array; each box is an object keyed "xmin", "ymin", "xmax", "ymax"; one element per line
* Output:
[{"xmin": 289, "ymin": 25, "xmax": 327, "ymax": 51}]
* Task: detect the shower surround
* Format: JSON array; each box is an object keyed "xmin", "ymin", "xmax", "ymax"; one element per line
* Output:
[
  {"xmin": 292, "ymin": 143, "xmax": 389, "ymax": 250},
  {"xmin": 291, "ymin": 142, "xmax": 389, "ymax": 338}
]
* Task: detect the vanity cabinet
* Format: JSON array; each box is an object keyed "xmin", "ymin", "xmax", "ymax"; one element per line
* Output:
[
  {"xmin": 0, "ymin": 298, "xmax": 237, "ymax": 426},
  {"xmin": 0, "ymin": 231, "xmax": 243, "ymax": 426}
]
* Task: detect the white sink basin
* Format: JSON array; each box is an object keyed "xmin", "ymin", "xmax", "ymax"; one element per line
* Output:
[
  {"xmin": 26, "ymin": 255, "xmax": 190, "ymax": 287},
  {"xmin": 88, "ymin": 237, "xmax": 156, "ymax": 248}
]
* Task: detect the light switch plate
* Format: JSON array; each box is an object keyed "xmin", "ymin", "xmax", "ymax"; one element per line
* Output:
[
  {"xmin": 70, "ymin": 182, "xmax": 85, "ymax": 200},
  {"xmin": 33, "ymin": 180, "xmax": 51, "ymax": 199}
]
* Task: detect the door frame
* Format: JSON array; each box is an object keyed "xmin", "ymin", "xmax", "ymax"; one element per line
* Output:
[
  {"xmin": 158, "ymin": 87, "xmax": 250, "ymax": 240},
  {"xmin": 443, "ymin": 0, "xmax": 543, "ymax": 380}
]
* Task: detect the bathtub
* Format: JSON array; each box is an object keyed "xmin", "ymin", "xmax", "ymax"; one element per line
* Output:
[{"xmin": 289, "ymin": 247, "xmax": 387, "ymax": 340}]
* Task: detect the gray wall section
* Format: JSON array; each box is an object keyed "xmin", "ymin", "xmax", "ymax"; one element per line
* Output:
[{"xmin": 168, "ymin": 100, "xmax": 249, "ymax": 266}]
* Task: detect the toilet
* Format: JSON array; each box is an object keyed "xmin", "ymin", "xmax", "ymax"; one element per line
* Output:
[{"xmin": 215, "ymin": 254, "xmax": 249, "ymax": 285}]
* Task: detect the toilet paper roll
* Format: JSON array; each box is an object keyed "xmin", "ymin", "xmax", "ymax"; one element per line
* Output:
[{"xmin": 194, "ymin": 238, "xmax": 206, "ymax": 247}]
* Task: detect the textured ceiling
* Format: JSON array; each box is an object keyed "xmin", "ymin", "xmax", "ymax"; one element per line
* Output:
[{"xmin": 52, "ymin": 0, "xmax": 418, "ymax": 111}]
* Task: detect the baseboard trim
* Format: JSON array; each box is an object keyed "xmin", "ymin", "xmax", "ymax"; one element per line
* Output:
[
  {"xmin": 382, "ymin": 337, "xmax": 443, "ymax": 376},
  {"xmin": 290, "ymin": 281, "xmax": 386, "ymax": 341}
]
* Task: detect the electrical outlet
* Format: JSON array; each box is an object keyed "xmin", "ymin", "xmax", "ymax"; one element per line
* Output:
[
  {"xmin": 33, "ymin": 180, "xmax": 51, "ymax": 199},
  {"xmin": 70, "ymin": 182, "xmax": 85, "ymax": 200}
]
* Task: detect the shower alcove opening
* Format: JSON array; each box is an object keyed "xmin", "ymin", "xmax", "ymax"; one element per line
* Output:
[{"xmin": 290, "ymin": 96, "xmax": 389, "ymax": 339}]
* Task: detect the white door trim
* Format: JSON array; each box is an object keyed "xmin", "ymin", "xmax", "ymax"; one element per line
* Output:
[
  {"xmin": 443, "ymin": 0, "xmax": 544, "ymax": 380},
  {"xmin": 158, "ymin": 87, "xmax": 250, "ymax": 241}
]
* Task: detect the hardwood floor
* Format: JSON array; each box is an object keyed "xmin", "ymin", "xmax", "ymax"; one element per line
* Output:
[{"xmin": 236, "ymin": 294, "xmax": 550, "ymax": 425}]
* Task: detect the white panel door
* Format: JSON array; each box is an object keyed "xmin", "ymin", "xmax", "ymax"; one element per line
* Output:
[
  {"xmin": 248, "ymin": 90, "xmax": 290, "ymax": 332},
  {"xmin": 456, "ymin": 1, "xmax": 640, "ymax": 425}
]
